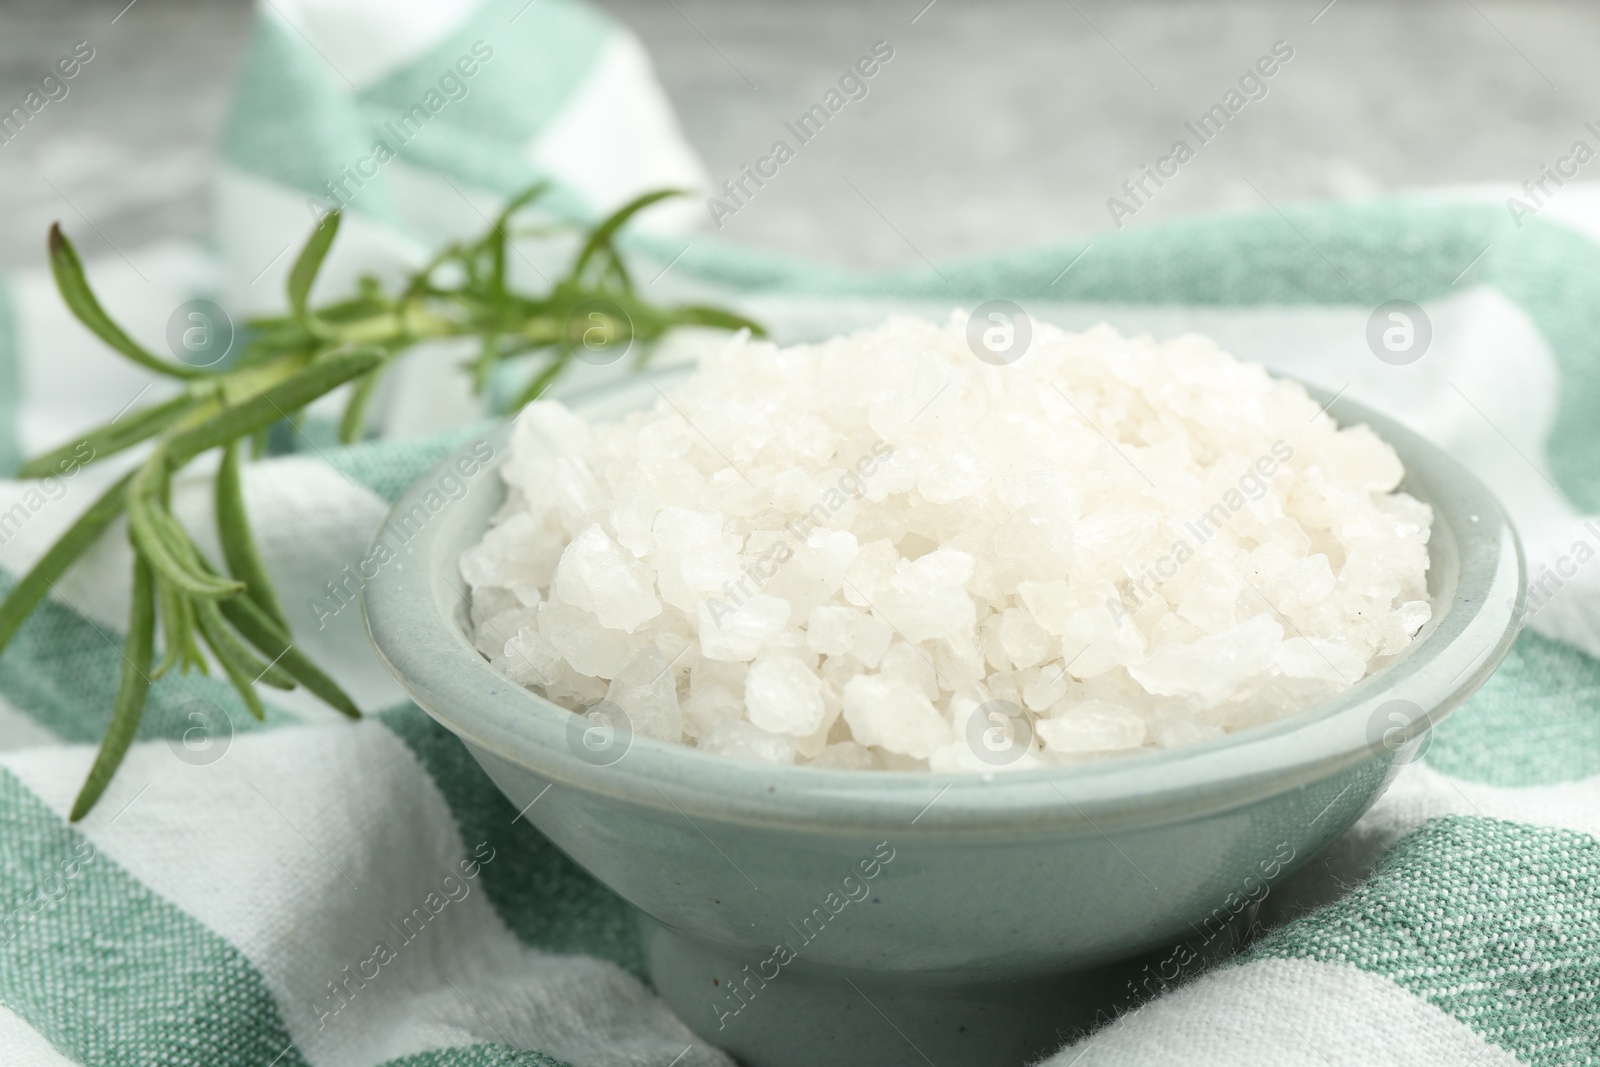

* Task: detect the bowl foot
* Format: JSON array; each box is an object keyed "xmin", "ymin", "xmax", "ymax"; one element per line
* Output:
[{"xmin": 641, "ymin": 916, "xmax": 1167, "ymax": 1067}]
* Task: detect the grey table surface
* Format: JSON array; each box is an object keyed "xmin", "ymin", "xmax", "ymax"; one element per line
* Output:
[{"xmin": 0, "ymin": 0, "xmax": 1591, "ymax": 273}]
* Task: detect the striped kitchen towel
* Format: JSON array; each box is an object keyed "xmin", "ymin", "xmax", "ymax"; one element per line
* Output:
[{"xmin": 3, "ymin": 2, "xmax": 1600, "ymax": 1065}]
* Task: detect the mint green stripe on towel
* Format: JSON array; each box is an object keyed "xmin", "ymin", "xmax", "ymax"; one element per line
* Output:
[
  {"xmin": 359, "ymin": 0, "xmax": 609, "ymax": 146},
  {"xmin": 1426, "ymin": 629, "xmax": 1600, "ymax": 788},
  {"xmin": 325, "ymin": 423, "xmax": 493, "ymax": 504},
  {"xmin": 219, "ymin": 13, "xmax": 401, "ymax": 225},
  {"xmin": 355, "ymin": 0, "xmax": 609, "ymax": 210},
  {"xmin": 0, "ymin": 570, "xmax": 299, "ymax": 744},
  {"xmin": 221, "ymin": 0, "xmax": 612, "ymax": 227},
  {"xmin": 0, "ymin": 281, "xmax": 21, "ymax": 476},
  {"xmin": 379, "ymin": 705, "xmax": 645, "ymax": 976},
  {"xmin": 1252, "ymin": 815, "xmax": 1600, "ymax": 1067},
  {"xmin": 676, "ymin": 199, "xmax": 1501, "ymax": 304},
  {"xmin": 0, "ymin": 768, "xmax": 310, "ymax": 1067},
  {"xmin": 377, "ymin": 1042, "xmax": 569, "ymax": 1067}
]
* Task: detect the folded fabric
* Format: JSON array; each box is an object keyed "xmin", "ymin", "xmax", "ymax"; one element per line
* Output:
[{"xmin": 2, "ymin": 2, "xmax": 1599, "ymax": 1065}]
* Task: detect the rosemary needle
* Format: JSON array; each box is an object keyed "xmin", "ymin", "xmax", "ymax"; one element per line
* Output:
[{"xmin": 1, "ymin": 186, "xmax": 762, "ymax": 819}]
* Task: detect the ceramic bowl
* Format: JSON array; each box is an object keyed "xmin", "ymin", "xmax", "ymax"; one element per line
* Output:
[{"xmin": 363, "ymin": 371, "xmax": 1523, "ymax": 1067}]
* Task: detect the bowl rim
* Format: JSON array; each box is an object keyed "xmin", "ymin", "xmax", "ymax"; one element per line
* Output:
[{"xmin": 362, "ymin": 369, "xmax": 1525, "ymax": 834}]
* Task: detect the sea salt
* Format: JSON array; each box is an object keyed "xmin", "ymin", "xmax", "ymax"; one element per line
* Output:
[
  {"xmin": 746, "ymin": 654, "xmax": 827, "ymax": 736},
  {"xmin": 464, "ymin": 314, "xmax": 1433, "ymax": 770}
]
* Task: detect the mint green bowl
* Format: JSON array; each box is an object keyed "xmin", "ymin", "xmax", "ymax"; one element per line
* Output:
[{"xmin": 363, "ymin": 372, "xmax": 1523, "ymax": 1067}]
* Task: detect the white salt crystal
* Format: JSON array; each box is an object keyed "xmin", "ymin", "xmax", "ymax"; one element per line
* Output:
[
  {"xmin": 1267, "ymin": 553, "xmax": 1337, "ymax": 613},
  {"xmin": 841, "ymin": 539, "xmax": 900, "ymax": 606},
  {"xmin": 697, "ymin": 719, "xmax": 797, "ymax": 763},
  {"xmin": 1017, "ymin": 580, "xmax": 1074, "ymax": 636},
  {"xmin": 652, "ymin": 507, "xmax": 742, "ymax": 611},
  {"xmin": 472, "ymin": 606, "xmax": 534, "ymax": 662},
  {"xmin": 808, "ymin": 740, "xmax": 877, "ymax": 770},
  {"xmin": 605, "ymin": 647, "xmax": 682, "ymax": 742},
  {"xmin": 467, "ymin": 314, "xmax": 1434, "ymax": 768},
  {"xmin": 459, "ymin": 512, "xmax": 562, "ymax": 606},
  {"xmin": 1037, "ymin": 701, "xmax": 1147, "ymax": 754},
  {"xmin": 877, "ymin": 750, "xmax": 931, "ymax": 771},
  {"xmin": 746, "ymin": 654, "xmax": 827, "ymax": 736},
  {"xmin": 1272, "ymin": 636, "xmax": 1366, "ymax": 686},
  {"xmin": 554, "ymin": 524, "xmax": 662, "ymax": 632},
  {"xmin": 552, "ymin": 456, "xmax": 607, "ymax": 534},
  {"xmin": 1131, "ymin": 615, "xmax": 1283, "ymax": 707},
  {"xmin": 1149, "ymin": 710, "xmax": 1225, "ymax": 749},
  {"xmin": 998, "ymin": 607, "xmax": 1052, "ymax": 670},
  {"xmin": 997, "ymin": 467, "xmax": 1078, "ymax": 514},
  {"xmin": 866, "ymin": 445, "xmax": 921, "ymax": 499},
  {"xmin": 874, "ymin": 549, "xmax": 976, "ymax": 643},
  {"xmin": 933, "ymin": 630, "xmax": 987, "ymax": 690},
  {"xmin": 841, "ymin": 675, "xmax": 952, "ymax": 758},
  {"xmin": 699, "ymin": 594, "xmax": 791, "ymax": 661},
  {"xmin": 1398, "ymin": 599, "xmax": 1432, "ymax": 636},
  {"xmin": 806, "ymin": 605, "xmax": 860, "ymax": 656},
  {"xmin": 994, "ymin": 504, "xmax": 1074, "ymax": 583},
  {"xmin": 878, "ymin": 641, "xmax": 939, "ymax": 700},
  {"xmin": 537, "ymin": 599, "xmax": 635, "ymax": 679},
  {"xmin": 502, "ymin": 626, "xmax": 561, "ymax": 687},
  {"xmin": 1055, "ymin": 595, "xmax": 1148, "ymax": 678},
  {"xmin": 683, "ymin": 683, "xmax": 742, "ymax": 739},
  {"xmin": 1022, "ymin": 665, "xmax": 1070, "ymax": 712},
  {"xmin": 918, "ymin": 450, "xmax": 990, "ymax": 503},
  {"xmin": 685, "ymin": 657, "xmax": 747, "ymax": 739},
  {"xmin": 849, "ymin": 613, "xmax": 894, "ymax": 668},
  {"xmin": 798, "ymin": 529, "xmax": 859, "ymax": 591},
  {"xmin": 542, "ymin": 661, "xmax": 607, "ymax": 707},
  {"xmin": 794, "ymin": 709, "xmax": 840, "ymax": 759},
  {"xmin": 470, "ymin": 585, "xmax": 522, "ymax": 619},
  {"xmin": 514, "ymin": 400, "xmax": 592, "ymax": 456}
]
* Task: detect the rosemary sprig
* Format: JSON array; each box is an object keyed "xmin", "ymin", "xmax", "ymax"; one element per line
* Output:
[{"xmin": 0, "ymin": 185, "xmax": 761, "ymax": 819}]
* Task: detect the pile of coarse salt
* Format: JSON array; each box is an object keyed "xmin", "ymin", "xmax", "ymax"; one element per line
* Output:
[{"xmin": 461, "ymin": 314, "xmax": 1433, "ymax": 771}]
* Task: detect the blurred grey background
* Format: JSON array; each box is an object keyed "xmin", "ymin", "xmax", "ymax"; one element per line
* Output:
[{"xmin": 0, "ymin": 0, "xmax": 1588, "ymax": 271}]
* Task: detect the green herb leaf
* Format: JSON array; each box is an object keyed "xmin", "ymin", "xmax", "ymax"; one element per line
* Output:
[
  {"xmin": 0, "ymin": 473, "xmax": 131, "ymax": 659},
  {"xmin": 469, "ymin": 333, "xmax": 502, "ymax": 396},
  {"xmin": 216, "ymin": 440, "xmax": 290, "ymax": 629},
  {"xmin": 127, "ymin": 491, "xmax": 244, "ymax": 599},
  {"xmin": 17, "ymin": 392, "xmax": 197, "ymax": 480},
  {"xmin": 571, "ymin": 189, "xmax": 684, "ymax": 283},
  {"xmin": 49, "ymin": 225, "xmax": 205, "ymax": 381},
  {"xmin": 201, "ymin": 631, "xmax": 266, "ymax": 721},
  {"xmin": 663, "ymin": 305, "xmax": 767, "ymax": 336},
  {"xmin": 338, "ymin": 368, "xmax": 382, "ymax": 444},
  {"xmin": 194, "ymin": 597, "xmax": 292, "ymax": 715},
  {"xmin": 165, "ymin": 349, "xmax": 383, "ymax": 466},
  {"xmin": 219, "ymin": 594, "xmax": 359, "ymax": 719},
  {"xmin": 69, "ymin": 554, "xmax": 155, "ymax": 821},
  {"xmin": 488, "ymin": 182, "xmax": 550, "ymax": 298},
  {"xmin": 151, "ymin": 575, "xmax": 190, "ymax": 679},
  {"xmin": 287, "ymin": 211, "xmax": 342, "ymax": 324}
]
